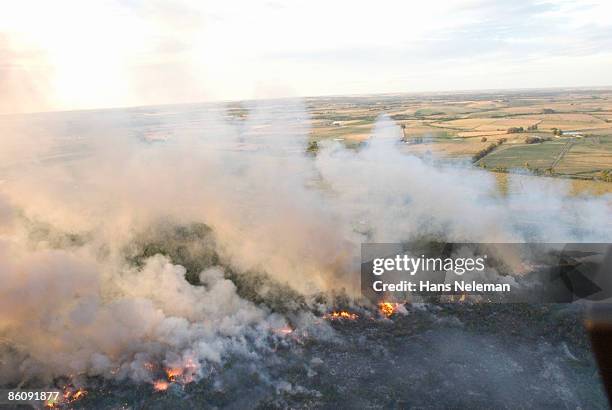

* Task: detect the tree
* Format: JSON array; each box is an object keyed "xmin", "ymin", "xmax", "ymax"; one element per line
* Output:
[
  {"xmin": 306, "ymin": 140, "xmax": 319, "ymax": 155},
  {"xmin": 507, "ymin": 127, "xmax": 524, "ymax": 134},
  {"xmin": 472, "ymin": 143, "xmax": 498, "ymax": 162}
]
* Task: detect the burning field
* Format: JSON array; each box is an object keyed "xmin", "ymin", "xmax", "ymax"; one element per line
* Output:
[
  {"xmin": 18, "ymin": 304, "xmax": 609, "ymax": 409},
  {"xmin": 0, "ymin": 100, "xmax": 610, "ymax": 408}
]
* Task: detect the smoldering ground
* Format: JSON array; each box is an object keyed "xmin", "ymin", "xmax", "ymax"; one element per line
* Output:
[{"xmin": 0, "ymin": 101, "xmax": 610, "ymax": 408}]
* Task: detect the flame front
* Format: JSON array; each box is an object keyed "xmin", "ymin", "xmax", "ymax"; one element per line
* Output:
[
  {"xmin": 45, "ymin": 386, "xmax": 87, "ymax": 408},
  {"xmin": 153, "ymin": 380, "xmax": 169, "ymax": 392},
  {"xmin": 165, "ymin": 367, "xmax": 183, "ymax": 382},
  {"xmin": 324, "ymin": 311, "xmax": 358, "ymax": 320},
  {"xmin": 146, "ymin": 359, "xmax": 203, "ymax": 393}
]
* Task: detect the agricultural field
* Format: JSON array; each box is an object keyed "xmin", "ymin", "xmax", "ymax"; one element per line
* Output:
[
  {"xmin": 478, "ymin": 141, "xmax": 568, "ymax": 170},
  {"xmin": 305, "ymin": 88, "xmax": 612, "ymax": 191}
]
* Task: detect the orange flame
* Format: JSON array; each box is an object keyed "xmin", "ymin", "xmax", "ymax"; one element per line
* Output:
[
  {"xmin": 165, "ymin": 367, "xmax": 183, "ymax": 382},
  {"xmin": 45, "ymin": 386, "xmax": 87, "ymax": 408},
  {"xmin": 324, "ymin": 311, "xmax": 358, "ymax": 320},
  {"xmin": 379, "ymin": 302, "xmax": 401, "ymax": 317},
  {"xmin": 153, "ymin": 380, "xmax": 169, "ymax": 392},
  {"xmin": 275, "ymin": 325, "xmax": 294, "ymax": 335}
]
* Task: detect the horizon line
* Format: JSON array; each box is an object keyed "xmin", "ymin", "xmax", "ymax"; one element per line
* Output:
[{"xmin": 3, "ymin": 84, "xmax": 612, "ymax": 117}]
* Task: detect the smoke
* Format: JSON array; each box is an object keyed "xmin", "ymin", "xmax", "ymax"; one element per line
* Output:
[
  {"xmin": 0, "ymin": 237, "xmax": 288, "ymax": 385},
  {"xmin": 0, "ymin": 102, "xmax": 610, "ymax": 388},
  {"xmin": 316, "ymin": 115, "xmax": 611, "ymax": 243},
  {"xmin": 0, "ymin": 194, "xmax": 14, "ymax": 233},
  {"xmin": 0, "ymin": 99, "xmax": 346, "ymax": 387}
]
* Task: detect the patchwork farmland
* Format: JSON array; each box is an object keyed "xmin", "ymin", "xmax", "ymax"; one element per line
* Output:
[{"xmin": 305, "ymin": 88, "xmax": 612, "ymax": 193}]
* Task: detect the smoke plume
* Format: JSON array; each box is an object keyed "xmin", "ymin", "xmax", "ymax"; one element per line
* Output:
[{"xmin": 0, "ymin": 102, "xmax": 610, "ymax": 388}]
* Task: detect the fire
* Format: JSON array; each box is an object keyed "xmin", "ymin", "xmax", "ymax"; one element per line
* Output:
[
  {"xmin": 275, "ymin": 325, "xmax": 294, "ymax": 335},
  {"xmin": 165, "ymin": 367, "xmax": 183, "ymax": 382},
  {"xmin": 163, "ymin": 361, "xmax": 198, "ymax": 384},
  {"xmin": 324, "ymin": 311, "xmax": 358, "ymax": 320},
  {"xmin": 147, "ymin": 360, "xmax": 200, "ymax": 392},
  {"xmin": 45, "ymin": 386, "xmax": 87, "ymax": 408},
  {"xmin": 153, "ymin": 380, "xmax": 169, "ymax": 392},
  {"xmin": 149, "ymin": 362, "xmax": 198, "ymax": 392},
  {"xmin": 379, "ymin": 302, "xmax": 401, "ymax": 317}
]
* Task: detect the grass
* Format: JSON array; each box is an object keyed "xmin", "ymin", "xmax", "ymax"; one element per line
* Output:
[
  {"xmin": 555, "ymin": 140, "xmax": 612, "ymax": 176},
  {"xmin": 478, "ymin": 142, "xmax": 566, "ymax": 170},
  {"xmin": 304, "ymin": 89, "xmax": 612, "ymax": 185}
]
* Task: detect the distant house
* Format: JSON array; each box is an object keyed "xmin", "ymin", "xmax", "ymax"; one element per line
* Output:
[{"xmin": 563, "ymin": 131, "xmax": 584, "ymax": 138}]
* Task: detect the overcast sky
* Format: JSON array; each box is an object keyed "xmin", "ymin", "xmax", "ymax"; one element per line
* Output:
[{"xmin": 1, "ymin": 0, "xmax": 611, "ymax": 113}]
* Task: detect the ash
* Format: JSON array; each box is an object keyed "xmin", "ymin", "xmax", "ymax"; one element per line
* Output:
[{"xmin": 67, "ymin": 304, "xmax": 606, "ymax": 410}]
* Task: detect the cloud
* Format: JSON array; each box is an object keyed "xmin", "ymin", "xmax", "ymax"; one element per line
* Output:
[
  {"xmin": 0, "ymin": 34, "xmax": 52, "ymax": 114},
  {"xmin": 2, "ymin": 0, "xmax": 611, "ymax": 112}
]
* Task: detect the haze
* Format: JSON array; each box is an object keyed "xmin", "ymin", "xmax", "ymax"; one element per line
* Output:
[{"xmin": 1, "ymin": 0, "xmax": 611, "ymax": 114}]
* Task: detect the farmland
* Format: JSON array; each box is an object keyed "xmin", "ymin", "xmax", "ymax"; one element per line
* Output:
[{"xmin": 305, "ymin": 88, "xmax": 612, "ymax": 193}]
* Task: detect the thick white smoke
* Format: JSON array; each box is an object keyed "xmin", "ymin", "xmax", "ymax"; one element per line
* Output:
[
  {"xmin": 316, "ymin": 115, "xmax": 611, "ymax": 243},
  {"xmin": 0, "ymin": 103, "xmax": 610, "ymax": 388},
  {"xmin": 0, "ymin": 99, "xmax": 346, "ymax": 387},
  {"xmin": 0, "ymin": 236, "xmax": 288, "ymax": 385}
]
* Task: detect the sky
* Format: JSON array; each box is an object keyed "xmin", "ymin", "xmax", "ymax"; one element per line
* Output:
[{"xmin": 1, "ymin": 0, "xmax": 611, "ymax": 113}]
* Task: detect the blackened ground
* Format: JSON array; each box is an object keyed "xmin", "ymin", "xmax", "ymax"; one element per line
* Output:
[{"xmin": 56, "ymin": 304, "xmax": 607, "ymax": 410}]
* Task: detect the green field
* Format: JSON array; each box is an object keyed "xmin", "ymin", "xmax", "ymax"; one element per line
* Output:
[
  {"xmin": 477, "ymin": 142, "xmax": 566, "ymax": 170},
  {"xmin": 306, "ymin": 89, "xmax": 612, "ymax": 185},
  {"xmin": 555, "ymin": 136, "xmax": 612, "ymax": 178}
]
